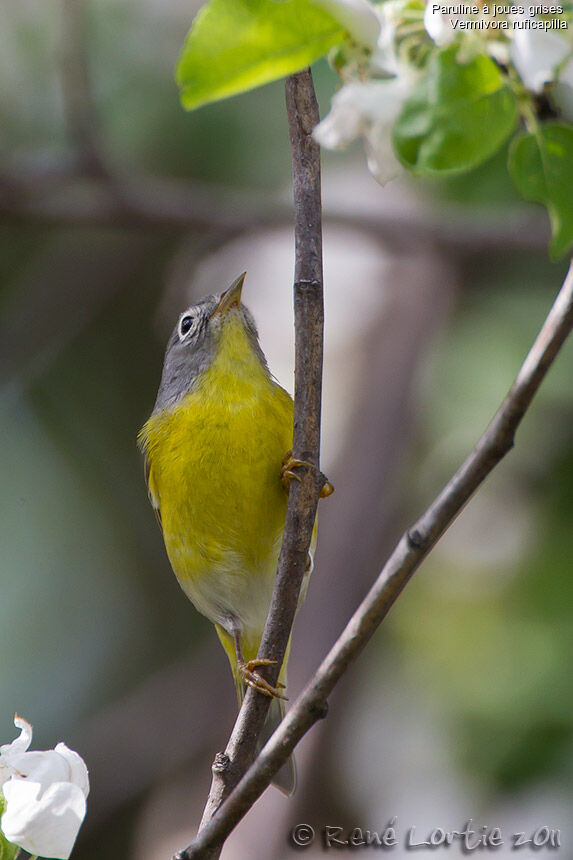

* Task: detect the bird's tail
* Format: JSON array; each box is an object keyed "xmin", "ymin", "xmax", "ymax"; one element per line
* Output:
[
  {"xmin": 216, "ymin": 624, "xmax": 296, "ymax": 795},
  {"xmin": 261, "ymin": 694, "xmax": 297, "ymax": 795}
]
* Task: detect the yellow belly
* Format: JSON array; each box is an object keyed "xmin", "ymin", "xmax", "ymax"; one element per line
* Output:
[{"xmin": 140, "ymin": 345, "xmax": 294, "ymax": 648}]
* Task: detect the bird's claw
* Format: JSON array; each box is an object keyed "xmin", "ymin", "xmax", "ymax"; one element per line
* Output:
[
  {"xmin": 238, "ymin": 659, "xmax": 288, "ymax": 700},
  {"xmin": 280, "ymin": 451, "xmax": 313, "ymax": 491},
  {"xmin": 281, "ymin": 451, "xmax": 334, "ymax": 498}
]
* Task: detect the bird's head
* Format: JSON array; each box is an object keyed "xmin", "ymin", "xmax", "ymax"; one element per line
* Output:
[{"xmin": 153, "ymin": 272, "xmax": 268, "ymax": 411}]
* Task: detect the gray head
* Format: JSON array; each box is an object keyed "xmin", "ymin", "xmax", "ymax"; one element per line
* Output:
[{"xmin": 153, "ymin": 273, "xmax": 269, "ymax": 412}]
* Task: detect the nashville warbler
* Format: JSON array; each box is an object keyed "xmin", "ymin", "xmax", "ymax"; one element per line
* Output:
[{"xmin": 138, "ymin": 272, "xmax": 324, "ymax": 794}]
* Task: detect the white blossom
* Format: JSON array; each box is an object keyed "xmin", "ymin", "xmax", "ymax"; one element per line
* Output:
[
  {"xmin": 310, "ymin": 0, "xmax": 381, "ymax": 49},
  {"xmin": 313, "ymin": 77, "xmax": 413, "ymax": 184},
  {"xmin": 509, "ymin": 14, "xmax": 573, "ymax": 118},
  {"xmin": 511, "ymin": 25, "xmax": 571, "ymax": 93},
  {"xmin": 370, "ymin": 0, "xmax": 404, "ymax": 76},
  {"xmin": 0, "ymin": 716, "xmax": 89, "ymax": 859},
  {"xmin": 423, "ymin": 2, "xmax": 458, "ymax": 46}
]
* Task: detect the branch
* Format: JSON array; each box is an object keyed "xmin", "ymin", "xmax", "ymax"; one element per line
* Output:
[
  {"xmin": 177, "ymin": 258, "xmax": 573, "ymax": 856},
  {"xmin": 231, "ymin": 255, "xmax": 457, "ymax": 858},
  {"xmin": 0, "ymin": 166, "xmax": 549, "ymax": 254},
  {"xmin": 172, "ymin": 68, "xmax": 326, "ymax": 859}
]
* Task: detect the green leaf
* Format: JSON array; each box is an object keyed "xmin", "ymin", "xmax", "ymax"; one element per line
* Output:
[
  {"xmin": 508, "ymin": 123, "xmax": 573, "ymax": 261},
  {"xmin": 393, "ymin": 46, "xmax": 517, "ymax": 175},
  {"xmin": 0, "ymin": 794, "xmax": 18, "ymax": 860},
  {"xmin": 176, "ymin": 0, "xmax": 345, "ymax": 111},
  {"xmin": 0, "ymin": 835, "xmax": 18, "ymax": 860}
]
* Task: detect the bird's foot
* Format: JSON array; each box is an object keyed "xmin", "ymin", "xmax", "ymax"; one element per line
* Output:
[
  {"xmin": 281, "ymin": 450, "xmax": 334, "ymax": 498},
  {"xmin": 280, "ymin": 451, "xmax": 312, "ymax": 491},
  {"xmin": 238, "ymin": 659, "xmax": 288, "ymax": 700}
]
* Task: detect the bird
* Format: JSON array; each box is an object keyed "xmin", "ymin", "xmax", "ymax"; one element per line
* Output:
[{"xmin": 138, "ymin": 272, "xmax": 331, "ymax": 794}]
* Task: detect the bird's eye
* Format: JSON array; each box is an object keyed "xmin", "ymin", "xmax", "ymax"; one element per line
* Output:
[{"xmin": 179, "ymin": 315, "xmax": 195, "ymax": 337}]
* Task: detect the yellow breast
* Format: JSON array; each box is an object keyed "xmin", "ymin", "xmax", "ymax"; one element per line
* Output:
[{"xmin": 139, "ymin": 318, "xmax": 294, "ymax": 633}]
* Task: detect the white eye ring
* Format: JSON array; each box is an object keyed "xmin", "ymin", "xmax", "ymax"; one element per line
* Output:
[{"xmin": 179, "ymin": 314, "xmax": 196, "ymax": 339}]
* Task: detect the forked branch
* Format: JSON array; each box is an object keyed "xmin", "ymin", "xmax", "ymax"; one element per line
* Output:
[{"xmin": 178, "ymin": 255, "xmax": 573, "ymax": 857}]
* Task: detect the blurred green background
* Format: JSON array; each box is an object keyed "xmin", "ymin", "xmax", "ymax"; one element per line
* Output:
[{"xmin": 1, "ymin": 1, "xmax": 572, "ymax": 858}]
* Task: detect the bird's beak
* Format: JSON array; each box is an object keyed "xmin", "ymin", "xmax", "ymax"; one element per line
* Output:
[{"xmin": 211, "ymin": 272, "xmax": 246, "ymax": 318}]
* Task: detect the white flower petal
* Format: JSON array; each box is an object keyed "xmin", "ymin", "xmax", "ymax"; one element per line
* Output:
[
  {"xmin": 314, "ymin": 85, "xmax": 372, "ymax": 150},
  {"xmin": 0, "ymin": 761, "xmax": 11, "ymax": 790},
  {"xmin": 365, "ymin": 120, "xmax": 404, "ymax": 184},
  {"xmin": 2, "ymin": 780, "xmax": 86, "ymax": 860},
  {"xmin": 0, "ymin": 717, "xmax": 33, "ymax": 759},
  {"xmin": 371, "ymin": 0, "xmax": 401, "ymax": 75},
  {"xmin": 0, "ymin": 717, "xmax": 34, "ymax": 788},
  {"xmin": 53, "ymin": 745, "xmax": 90, "ymax": 798},
  {"xmin": 487, "ymin": 40, "xmax": 510, "ymax": 66},
  {"xmin": 310, "ymin": 0, "xmax": 381, "ymax": 48},
  {"xmin": 314, "ymin": 78, "xmax": 412, "ymax": 184},
  {"xmin": 511, "ymin": 25, "xmax": 570, "ymax": 93},
  {"xmin": 424, "ymin": 3, "xmax": 457, "ymax": 46},
  {"xmin": 0, "ymin": 718, "xmax": 89, "ymax": 859},
  {"xmin": 5, "ymin": 750, "xmax": 85, "ymax": 792}
]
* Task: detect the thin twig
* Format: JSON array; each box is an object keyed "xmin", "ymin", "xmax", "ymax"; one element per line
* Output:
[
  {"xmin": 176, "ymin": 259, "xmax": 573, "ymax": 857},
  {"xmin": 172, "ymin": 68, "xmax": 326, "ymax": 860}
]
